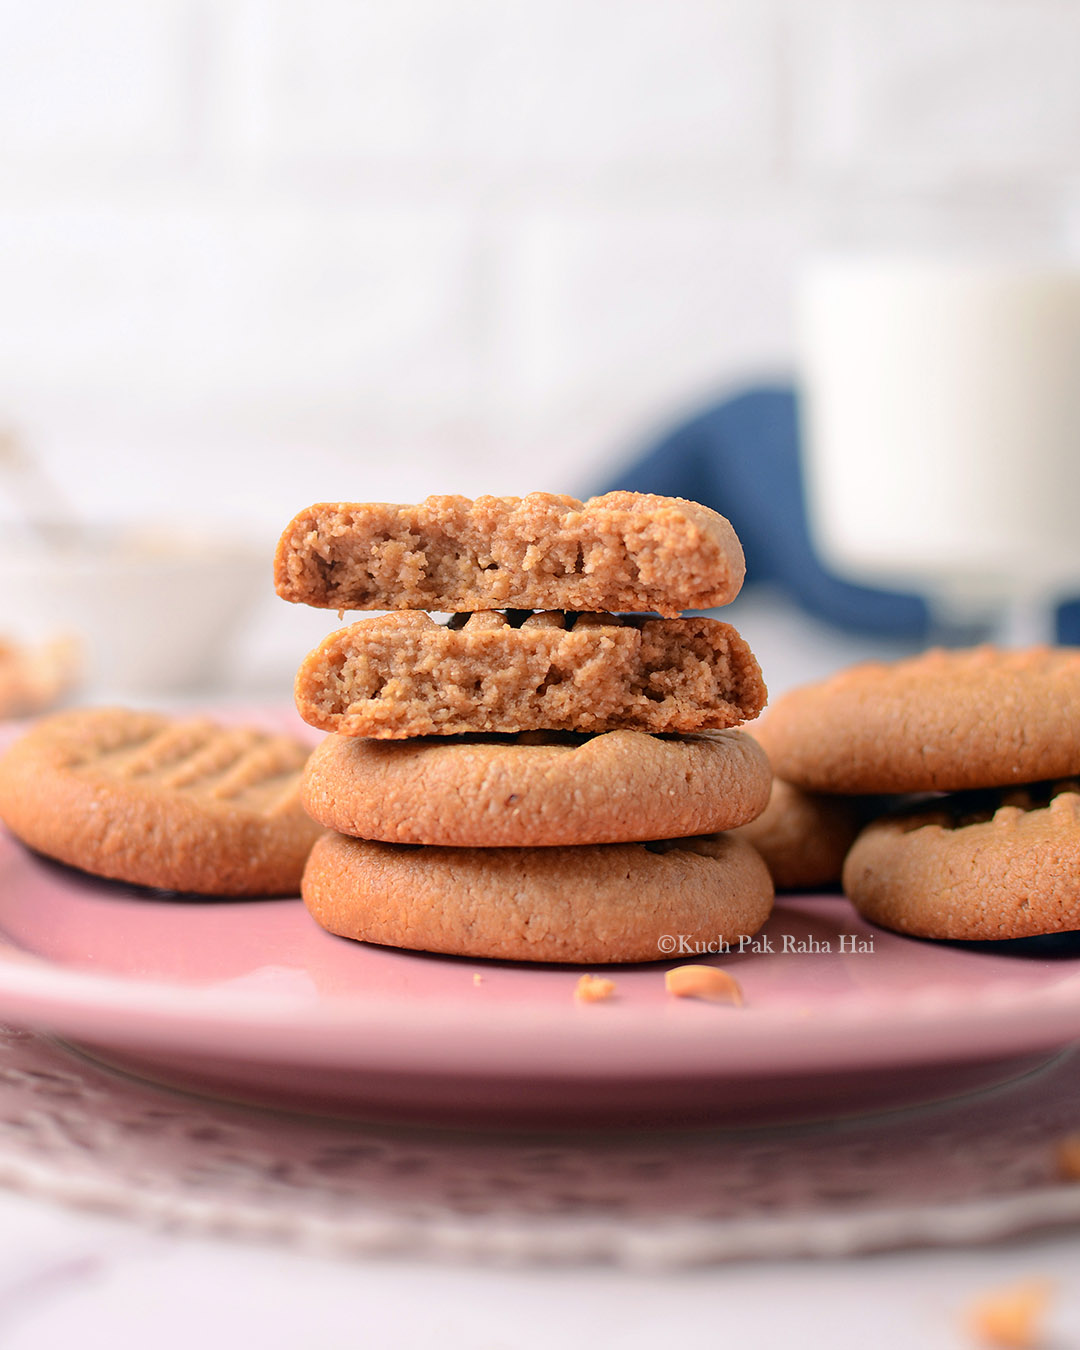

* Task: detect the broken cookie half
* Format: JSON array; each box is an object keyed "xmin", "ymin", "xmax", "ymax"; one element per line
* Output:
[
  {"xmin": 294, "ymin": 609, "xmax": 766, "ymax": 737},
  {"xmin": 274, "ymin": 491, "xmax": 745, "ymax": 617}
]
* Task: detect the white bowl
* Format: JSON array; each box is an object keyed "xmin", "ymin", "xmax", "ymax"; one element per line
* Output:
[{"xmin": 0, "ymin": 527, "xmax": 268, "ymax": 696}]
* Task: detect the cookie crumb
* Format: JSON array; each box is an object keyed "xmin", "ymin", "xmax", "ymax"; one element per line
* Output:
[
  {"xmin": 1054, "ymin": 1133, "xmax": 1080, "ymax": 1180},
  {"xmin": 575, "ymin": 974, "xmax": 616, "ymax": 1003},
  {"xmin": 665, "ymin": 965, "xmax": 743, "ymax": 1005},
  {"xmin": 472, "ymin": 973, "xmax": 484, "ymax": 986},
  {"xmin": 965, "ymin": 1280, "xmax": 1054, "ymax": 1349}
]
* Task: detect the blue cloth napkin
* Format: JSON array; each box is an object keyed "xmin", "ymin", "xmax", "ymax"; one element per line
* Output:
[{"xmin": 602, "ymin": 385, "xmax": 1080, "ymax": 643}]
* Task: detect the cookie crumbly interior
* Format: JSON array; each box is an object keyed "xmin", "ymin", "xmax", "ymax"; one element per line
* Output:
[
  {"xmin": 295, "ymin": 609, "xmax": 767, "ymax": 738},
  {"xmin": 274, "ymin": 492, "xmax": 744, "ymax": 616}
]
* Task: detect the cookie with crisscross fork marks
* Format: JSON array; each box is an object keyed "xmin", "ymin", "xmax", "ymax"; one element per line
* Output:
[
  {"xmin": 755, "ymin": 645, "xmax": 1080, "ymax": 794},
  {"xmin": 0, "ymin": 708, "xmax": 323, "ymax": 895},
  {"xmin": 844, "ymin": 781, "xmax": 1080, "ymax": 939}
]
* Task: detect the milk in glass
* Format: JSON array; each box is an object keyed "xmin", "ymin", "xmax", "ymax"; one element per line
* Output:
[{"xmin": 798, "ymin": 259, "xmax": 1080, "ymax": 614}]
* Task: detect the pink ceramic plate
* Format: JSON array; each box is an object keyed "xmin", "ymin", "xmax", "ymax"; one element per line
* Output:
[{"xmin": 0, "ymin": 710, "xmax": 1078, "ymax": 1127}]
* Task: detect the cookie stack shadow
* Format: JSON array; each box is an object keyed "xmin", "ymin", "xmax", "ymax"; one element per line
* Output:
[{"xmin": 275, "ymin": 492, "xmax": 777, "ymax": 964}]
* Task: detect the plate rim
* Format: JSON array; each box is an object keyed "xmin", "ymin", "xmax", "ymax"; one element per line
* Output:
[
  {"xmin": 0, "ymin": 928, "xmax": 1078, "ymax": 1079},
  {"xmin": 1, "ymin": 709, "xmax": 1079, "ymax": 1081}
]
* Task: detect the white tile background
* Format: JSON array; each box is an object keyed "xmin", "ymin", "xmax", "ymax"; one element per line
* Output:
[
  {"xmin": 0, "ymin": 0, "xmax": 1077, "ymax": 684},
  {"xmin": 0, "ymin": 0, "xmax": 1076, "ymax": 525}
]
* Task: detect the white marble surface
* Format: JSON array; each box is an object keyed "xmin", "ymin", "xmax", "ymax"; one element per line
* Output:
[{"xmin": 0, "ymin": 1186, "xmax": 1075, "ymax": 1348}]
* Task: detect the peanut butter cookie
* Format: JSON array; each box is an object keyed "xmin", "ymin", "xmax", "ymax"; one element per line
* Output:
[
  {"xmin": 0, "ymin": 635, "xmax": 80, "ymax": 719},
  {"xmin": 295, "ymin": 610, "xmax": 766, "ymax": 737},
  {"xmin": 732, "ymin": 777, "xmax": 860, "ymax": 890},
  {"xmin": 843, "ymin": 781, "xmax": 1080, "ymax": 939},
  {"xmin": 302, "ymin": 830, "xmax": 774, "ymax": 964},
  {"xmin": 275, "ymin": 491, "xmax": 744, "ymax": 616},
  {"xmin": 302, "ymin": 727, "xmax": 771, "ymax": 847},
  {"xmin": 755, "ymin": 646, "xmax": 1080, "ymax": 794},
  {"xmin": 0, "ymin": 708, "xmax": 322, "ymax": 895}
]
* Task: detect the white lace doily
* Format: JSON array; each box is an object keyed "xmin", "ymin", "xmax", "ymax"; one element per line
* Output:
[{"xmin": 0, "ymin": 1025, "xmax": 1077, "ymax": 1267}]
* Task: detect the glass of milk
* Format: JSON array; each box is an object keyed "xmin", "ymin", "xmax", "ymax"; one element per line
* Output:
[{"xmin": 798, "ymin": 258, "xmax": 1080, "ymax": 644}]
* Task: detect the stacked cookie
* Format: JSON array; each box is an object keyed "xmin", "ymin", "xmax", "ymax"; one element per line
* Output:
[
  {"xmin": 755, "ymin": 647, "xmax": 1080, "ymax": 940},
  {"xmin": 276, "ymin": 492, "xmax": 776, "ymax": 964},
  {"xmin": 731, "ymin": 775, "xmax": 860, "ymax": 891}
]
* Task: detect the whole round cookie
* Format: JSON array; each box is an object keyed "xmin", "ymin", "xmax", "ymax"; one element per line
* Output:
[
  {"xmin": 302, "ymin": 831, "xmax": 774, "ymax": 964},
  {"xmin": 302, "ymin": 728, "xmax": 771, "ymax": 847},
  {"xmin": 0, "ymin": 707, "xmax": 322, "ymax": 896},
  {"xmin": 731, "ymin": 778, "xmax": 860, "ymax": 890},
  {"xmin": 755, "ymin": 646, "xmax": 1080, "ymax": 794},
  {"xmin": 843, "ymin": 783, "xmax": 1080, "ymax": 940}
]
